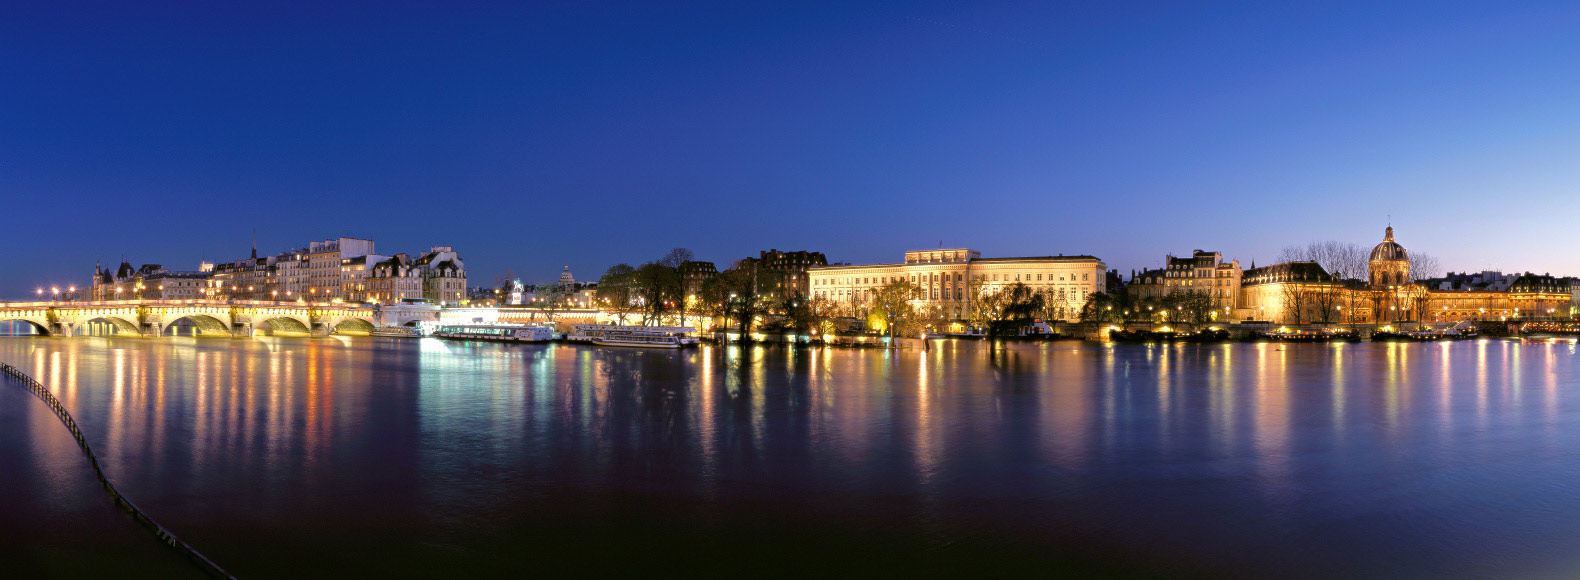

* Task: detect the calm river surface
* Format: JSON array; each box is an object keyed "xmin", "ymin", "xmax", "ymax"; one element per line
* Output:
[{"xmin": 2, "ymin": 337, "xmax": 1580, "ymax": 578}]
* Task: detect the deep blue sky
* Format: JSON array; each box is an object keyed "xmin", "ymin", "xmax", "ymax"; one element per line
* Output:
[{"xmin": 6, "ymin": 1, "xmax": 1580, "ymax": 296}]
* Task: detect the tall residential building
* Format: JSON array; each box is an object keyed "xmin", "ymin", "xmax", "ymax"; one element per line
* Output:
[
  {"xmin": 1160, "ymin": 250, "xmax": 1243, "ymax": 310},
  {"xmin": 366, "ymin": 254, "xmax": 424, "ymax": 303},
  {"xmin": 680, "ymin": 260, "xmax": 718, "ymax": 297},
  {"xmin": 307, "ymin": 237, "xmax": 375, "ymax": 300},
  {"xmin": 414, "ymin": 246, "xmax": 467, "ymax": 305},
  {"xmin": 211, "ymin": 254, "xmax": 277, "ymax": 300},
  {"xmin": 808, "ymin": 248, "xmax": 1107, "ymax": 321},
  {"xmin": 339, "ymin": 254, "xmax": 389, "ymax": 303},
  {"xmin": 1127, "ymin": 268, "xmax": 1167, "ymax": 300},
  {"xmin": 273, "ymin": 249, "xmax": 310, "ymax": 299},
  {"xmin": 735, "ymin": 249, "xmax": 827, "ymax": 300}
]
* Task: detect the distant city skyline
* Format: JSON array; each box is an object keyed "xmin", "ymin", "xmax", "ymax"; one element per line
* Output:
[{"xmin": 7, "ymin": 1, "xmax": 1580, "ymax": 297}]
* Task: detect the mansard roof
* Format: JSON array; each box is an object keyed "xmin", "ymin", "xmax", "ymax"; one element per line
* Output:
[{"xmin": 1243, "ymin": 261, "xmax": 1336, "ymax": 285}]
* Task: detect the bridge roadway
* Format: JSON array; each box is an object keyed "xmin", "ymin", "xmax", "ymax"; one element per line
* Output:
[{"xmin": 0, "ymin": 299, "xmax": 438, "ymax": 337}]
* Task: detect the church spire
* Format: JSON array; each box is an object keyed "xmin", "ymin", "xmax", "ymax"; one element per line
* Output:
[{"xmin": 251, "ymin": 229, "xmax": 258, "ymax": 260}]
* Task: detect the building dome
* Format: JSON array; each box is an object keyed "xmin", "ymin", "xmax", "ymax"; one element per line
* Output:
[{"xmin": 1369, "ymin": 226, "xmax": 1409, "ymax": 262}]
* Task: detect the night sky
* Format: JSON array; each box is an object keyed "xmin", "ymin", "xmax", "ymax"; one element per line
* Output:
[{"xmin": 6, "ymin": 1, "xmax": 1580, "ymax": 297}]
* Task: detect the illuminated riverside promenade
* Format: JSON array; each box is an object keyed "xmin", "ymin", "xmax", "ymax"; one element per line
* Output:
[
  {"xmin": 0, "ymin": 299, "xmax": 437, "ymax": 337},
  {"xmin": 3, "ymin": 337, "xmax": 1580, "ymax": 577}
]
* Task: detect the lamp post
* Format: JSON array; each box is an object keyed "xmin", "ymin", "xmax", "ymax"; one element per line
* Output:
[{"xmin": 36, "ymin": 288, "xmax": 43, "ymax": 301}]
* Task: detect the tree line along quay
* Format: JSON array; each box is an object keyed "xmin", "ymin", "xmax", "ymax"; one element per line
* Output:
[{"xmin": 10, "ymin": 225, "xmax": 1579, "ymax": 341}]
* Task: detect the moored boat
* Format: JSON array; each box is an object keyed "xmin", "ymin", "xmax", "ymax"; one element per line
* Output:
[
  {"xmin": 434, "ymin": 323, "xmax": 554, "ymax": 343},
  {"xmin": 567, "ymin": 325, "xmax": 698, "ymax": 348},
  {"xmin": 1109, "ymin": 328, "xmax": 1231, "ymax": 343},
  {"xmin": 1256, "ymin": 328, "xmax": 1361, "ymax": 342},
  {"xmin": 369, "ymin": 326, "xmax": 424, "ymax": 338},
  {"xmin": 1373, "ymin": 329, "xmax": 1444, "ymax": 341}
]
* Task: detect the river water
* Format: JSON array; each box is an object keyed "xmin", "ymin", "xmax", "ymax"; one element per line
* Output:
[{"xmin": 1, "ymin": 337, "xmax": 1579, "ymax": 578}]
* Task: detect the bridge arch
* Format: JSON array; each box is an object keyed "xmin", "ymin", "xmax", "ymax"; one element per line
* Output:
[
  {"xmin": 258, "ymin": 316, "xmax": 311, "ymax": 336},
  {"xmin": 161, "ymin": 315, "xmax": 231, "ymax": 337},
  {"xmin": 84, "ymin": 317, "xmax": 140, "ymax": 336},
  {"xmin": 0, "ymin": 319, "xmax": 50, "ymax": 336},
  {"xmin": 330, "ymin": 318, "xmax": 375, "ymax": 335}
]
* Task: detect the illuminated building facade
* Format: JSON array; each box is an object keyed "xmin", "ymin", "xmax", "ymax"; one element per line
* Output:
[
  {"xmin": 339, "ymin": 254, "xmax": 388, "ymax": 303},
  {"xmin": 1129, "ymin": 250, "xmax": 1243, "ymax": 310},
  {"xmin": 1234, "ymin": 226, "xmax": 1572, "ymax": 324},
  {"xmin": 92, "ymin": 261, "xmax": 214, "ymax": 301},
  {"xmin": 309, "ymin": 237, "xmax": 376, "ymax": 300},
  {"xmin": 365, "ymin": 254, "xmax": 424, "ymax": 304},
  {"xmin": 413, "ymin": 246, "xmax": 467, "ymax": 306},
  {"xmin": 809, "ymin": 248, "xmax": 1108, "ymax": 321}
]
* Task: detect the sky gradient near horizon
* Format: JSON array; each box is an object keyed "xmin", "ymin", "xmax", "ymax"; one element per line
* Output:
[{"xmin": 5, "ymin": 1, "xmax": 1580, "ymax": 297}]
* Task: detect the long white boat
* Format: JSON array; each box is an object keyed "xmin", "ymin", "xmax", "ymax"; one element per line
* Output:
[
  {"xmin": 567, "ymin": 324, "xmax": 699, "ymax": 348},
  {"xmin": 369, "ymin": 325, "xmax": 425, "ymax": 338},
  {"xmin": 434, "ymin": 323, "xmax": 555, "ymax": 343}
]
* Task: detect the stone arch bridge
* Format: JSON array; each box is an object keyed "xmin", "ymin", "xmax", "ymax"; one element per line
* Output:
[{"xmin": 0, "ymin": 299, "xmax": 438, "ymax": 337}]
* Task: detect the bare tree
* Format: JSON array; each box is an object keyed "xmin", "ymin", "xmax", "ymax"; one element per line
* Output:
[
  {"xmin": 1281, "ymin": 284, "xmax": 1309, "ymax": 324},
  {"xmin": 1278, "ymin": 241, "xmax": 1366, "ymax": 281},
  {"xmin": 1178, "ymin": 292, "xmax": 1215, "ymax": 325},
  {"xmin": 1368, "ymin": 289, "xmax": 1391, "ymax": 324},
  {"xmin": 1310, "ymin": 284, "xmax": 1341, "ymax": 323},
  {"xmin": 659, "ymin": 248, "xmax": 697, "ymax": 327},
  {"xmin": 1410, "ymin": 289, "xmax": 1434, "ymax": 324},
  {"xmin": 1410, "ymin": 252, "xmax": 1442, "ymax": 281},
  {"xmin": 633, "ymin": 262, "xmax": 678, "ymax": 325}
]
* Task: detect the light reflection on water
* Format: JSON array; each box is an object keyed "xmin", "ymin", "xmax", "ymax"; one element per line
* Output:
[{"xmin": 0, "ymin": 337, "xmax": 1579, "ymax": 578}]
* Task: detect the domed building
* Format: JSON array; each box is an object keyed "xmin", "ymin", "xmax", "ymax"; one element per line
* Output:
[
  {"xmin": 1368, "ymin": 226, "xmax": 1410, "ymax": 288},
  {"xmin": 1233, "ymin": 223, "xmax": 1572, "ymax": 325}
]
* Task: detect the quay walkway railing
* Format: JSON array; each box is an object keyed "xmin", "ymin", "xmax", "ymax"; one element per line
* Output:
[{"xmin": 0, "ymin": 362, "xmax": 236, "ymax": 579}]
